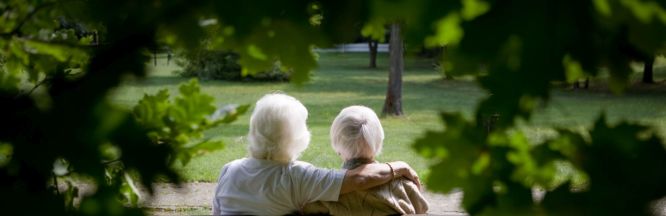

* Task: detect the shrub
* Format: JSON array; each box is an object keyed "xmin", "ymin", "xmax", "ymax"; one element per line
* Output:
[{"xmin": 176, "ymin": 50, "xmax": 290, "ymax": 82}]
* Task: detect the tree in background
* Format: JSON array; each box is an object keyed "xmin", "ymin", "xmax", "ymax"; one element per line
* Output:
[
  {"xmin": 368, "ymin": 39, "xmax": 379, "ymax": 68},
  {"xmin": 382, "ymin": 23, "xmax": 404, "ymax": 116},
  {"xmin": 366, "ymin": 27, "xmax": 389, "ymax": 69},
  {"xmin": 643, "ymin": 55, "xmax": 655, "ymax": 84}
]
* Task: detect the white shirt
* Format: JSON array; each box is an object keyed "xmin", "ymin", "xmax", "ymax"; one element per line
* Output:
[{"xmin": 212, "ymin": 158, "xmax": 346, "ymax": 215}]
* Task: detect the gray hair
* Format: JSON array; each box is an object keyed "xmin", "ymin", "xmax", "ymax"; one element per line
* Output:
[
  {"xmin": 247, "ymin": 93, "xmax": 311, "ymax": 163},
  {"xmin": 330, "ymin": 106, "xmax": 384, "ymax": 160}
]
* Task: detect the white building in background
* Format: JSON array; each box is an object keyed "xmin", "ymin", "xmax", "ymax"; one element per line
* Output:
[{"xmin": 316, "ymin": 43, "xmax": 389, "ymax": 53}]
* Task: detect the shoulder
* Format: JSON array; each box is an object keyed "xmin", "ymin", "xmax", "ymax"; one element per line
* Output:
[
  {"xmin": 289, "ymin": 161, "xmax": 345, "ymax": 175},
  {"xmin": 219, "ymin": 158, "xmax": 249, "ymax": 173},
  {"xmin": 287, "ymin": 160, "xmax": 316, "ymax": 173},
  {"xmin": 224, "ymin": 158, "xmax": 247, "ymax": 168},
  {"xmin": 290, "ymin": 160, "xmax": 314, "ymax": 168},
  {"xmin": 288, "ymin": 161, "xmax": 345, "ymax": 182}
]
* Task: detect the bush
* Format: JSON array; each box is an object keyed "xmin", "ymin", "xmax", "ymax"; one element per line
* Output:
[{"xmin": 176, "ymin": 50, "xmax": 290, "ymax": 82}]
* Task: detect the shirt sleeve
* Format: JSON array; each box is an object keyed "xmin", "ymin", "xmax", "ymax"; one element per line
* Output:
[
  {"xmin": 291, "ymin": 162, "xmax": 346, "ymax": 204},
  {"xmin": 212, "ymin": 164, "xmax": 230, "ymax": 215}
]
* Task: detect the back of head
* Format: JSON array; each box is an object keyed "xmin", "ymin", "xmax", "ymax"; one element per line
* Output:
[
  {"xmin": 247, "ymin": 93, "xmax": 311, "ymax": 163},
  {"xmin": 330, "ymin": 106, "xmax": 384, "ymax": 161}
]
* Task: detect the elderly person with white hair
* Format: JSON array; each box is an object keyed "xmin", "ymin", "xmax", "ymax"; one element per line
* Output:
[
  {"xmin": 302, "ymin": 105, "xmax": 429, "ymax": 215},
  {"xmin": 212, "ymin": 94, "xmax": 420, "ymax": 215}
]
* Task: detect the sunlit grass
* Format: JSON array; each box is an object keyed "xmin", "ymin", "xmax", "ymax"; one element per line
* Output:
[{"xmin": 111, "ymin": 52, "xmax": 666, "ymax": 182}]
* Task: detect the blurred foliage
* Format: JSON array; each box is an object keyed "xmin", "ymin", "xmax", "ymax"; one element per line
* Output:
[
  {"xmin": 410, "ymin": 0, "xmax": 666, "ymax": 215},
  {"xmin": 0, "ymin": 0, "xmax": 246, "ymax": 215},
  {"xmin": 415, "ymin": 113, "xmax": 666, "ymax": 215},
  {"xmin": 133, "ymin": 79, "xmax": 249, "ymax": 166},
  {"xmin": 176, "ymin": 50, "xmax": 290, "ymax": 82},
  {"xmin": 1, "ymin": 0, "xmax": 665, "ymax": 215}
]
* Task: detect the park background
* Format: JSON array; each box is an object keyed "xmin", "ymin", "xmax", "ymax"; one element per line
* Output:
[
  {"xmin": 2, "ymin": 0, "xmax": 666, "ymax": 215},
  {"xmin": 114, "ymin": 51, "xmax": 666, "ymax": 183},
  {"xmin": 117, "ymin": 51, "xmax": 666, "ymax": 215}
]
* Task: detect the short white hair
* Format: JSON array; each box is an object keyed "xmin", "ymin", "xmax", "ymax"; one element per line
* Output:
[
  {"xmin": 330, "ymin": 106, "xmax": 384, "ymax": 160},
  {"xmin": 247, "ymin": 93, "xmax": 311, "ymax": 163}
]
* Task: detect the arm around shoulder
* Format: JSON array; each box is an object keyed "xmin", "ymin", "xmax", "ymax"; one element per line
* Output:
[{"xmin": 340, "ymin": 161, "xmax": 420, "ymax": 194}]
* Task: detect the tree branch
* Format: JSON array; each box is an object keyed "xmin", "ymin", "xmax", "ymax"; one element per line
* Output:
[
  {"xmin": 102, "ymin": 158, "xmax": 122, "ymax": 165},
  {"xmin": 52, "ymin": 174, "xmax": 60, "ymax": 196},
  {"xmin": 24, "ymin": 77, "xmax": 50, "ymax": 96}
]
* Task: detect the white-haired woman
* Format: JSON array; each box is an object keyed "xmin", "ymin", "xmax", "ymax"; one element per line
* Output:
[
  {"xmin": 212, "ymin": 94, "xmax": 420, "ymax": 215},
  {"xmin": 303, "ymin": 105, "xmax": 429, "ymax": 215}
]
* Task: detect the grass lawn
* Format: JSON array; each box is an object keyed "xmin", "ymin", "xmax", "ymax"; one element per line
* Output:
[{"xmin": 111, "ymin": 52, "xmax": 666, "ymax": 182}]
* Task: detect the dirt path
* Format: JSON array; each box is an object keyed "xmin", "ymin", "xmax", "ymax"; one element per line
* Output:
[
  {"xmin": 141, "ymin": 183, "xmax": 467, "ymax": 215},
  {"xmin": 141, "ymin": 183, "xmax": 666, "ymax": 216},
  {"xmin": 63, "ymin": 181, "xmax": 665, "ymax": 215}
]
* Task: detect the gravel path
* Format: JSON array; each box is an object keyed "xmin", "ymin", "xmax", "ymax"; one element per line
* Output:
[
  {"xmin": 141, "ymin": 183, "xmax": 467, "ymax": 215},
  {"xmin": 62, "ymin": 181, "xmax": 665, "ymax": 215},
  {"xmin": 141, "ymin": 183, "xmax": 666, "ymax": 216}
]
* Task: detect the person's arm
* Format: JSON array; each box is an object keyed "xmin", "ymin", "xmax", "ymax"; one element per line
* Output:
[{"xmin": 339, "ymin": 161, "xmax": 420, "ymax": 194}]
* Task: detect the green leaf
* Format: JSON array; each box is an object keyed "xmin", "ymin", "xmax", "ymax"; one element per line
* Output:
[
  {"xmin": 132, "ymin": 78, "xmax": 245, "ymax": 166},
  {"xmin": 23, "ymin": 39, "xmax": 87, "ymax": 63},
  {"xmin": 120, "ymin": 173, "xmax": 141, "ymax": 207},
  {"xmin": 0, "ymin": 142, "xmax": 13, "ymax": 167},
  {"xmin": 186, "ymin": 139, "xmax": 225, "ymax": 158},
  {"xmin": 0, "ymin": 66, "xmax": 20, "ymax": 91},
  {"xmin": 461, "ymin": 0, "xmax": 490, "ymax": 20},
  {"xmin": 361, "ymin": 19, "xmax": 387, "ymax": 42},
  {"xmin": 540, "ymin": 114, "xmax": 666, "ymax": 215},
  {"xmin": 175, "ymin": 151, "xmax": 193, "ymax": 166},
  {"xmin": 620, "ymin": 0, "xmax": 666, "ymax": 23},
  {"xmin": 63, "ymin": 180, "xmax": 79, "ymax": 211},
  {"xmin": 168, "ymin": 79, "xmax": 216, "ymax": 133},
  {"xmin": 562, "ymin": 55, "xmax": 585, "ymax": 83},
  {"xmin": 133, "ymin": 89, "xmax": 170, "ymax": 131},
  {"xmin": 9, "ymin": 40, "xmax": 29, "ymax": 64},
  {"xmin": 413, "ymin": 112, "xmax": 495, "ymax": 212},
  {"xmin": 246, "ymin": 44, "xmax": 268, "ymax": 60},
  {"xmin": 593, "ymin": 0, "xmax": 612, "ymax": 16},
  {"xmin": 424, "ymin": 14, "xmax": 463, "ymax": 47}
]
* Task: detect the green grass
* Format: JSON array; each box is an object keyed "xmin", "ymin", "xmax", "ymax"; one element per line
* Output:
[{"xmin": 111, "ymin": 53, "xmax": 666, "ymax": 182}]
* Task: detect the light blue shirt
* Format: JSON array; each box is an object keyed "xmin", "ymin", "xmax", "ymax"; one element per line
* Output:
[{"xmin": 212, "ymin": 158, "xmax": 345, "ymax": 215}]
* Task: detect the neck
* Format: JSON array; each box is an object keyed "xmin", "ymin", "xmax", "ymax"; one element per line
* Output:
[{"xmin": 343, "ymin": 157, "xmax": 376, "ymax": 169}]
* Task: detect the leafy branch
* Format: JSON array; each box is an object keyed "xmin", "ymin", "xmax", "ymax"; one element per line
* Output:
[
  {"xmin": 0, "ymin": 1, "xmax": 56, "ymax": 38},
  {"xmin": 133, "ymin": 78, "xmax": 249, "ymax": 166}
]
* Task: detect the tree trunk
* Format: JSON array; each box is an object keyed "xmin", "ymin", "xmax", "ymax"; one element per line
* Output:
[
  {"xmin": 368, "ymin": 40, "xmax": 378, "ymax": 68},
  {"xmin": 584, "ymin": 77, "xmax": 589, "ymax": 89},
  {"xmin": 153, "ymin": 48, "xmax": 158, "ymax": 66},
  {"xmin": 382, "ymin": 23, "xmax": 404, "ymax": 116},
  {"xmin": 573, "ymin": 78, "xmax": 589, "ymax": 89},
  {"xmin": 643, "ymin": 56, "xmax": 655, "ymax": 84},
  {"xmin": 442, "ymin": 45, "xmax": 453, "ymax": 80}
]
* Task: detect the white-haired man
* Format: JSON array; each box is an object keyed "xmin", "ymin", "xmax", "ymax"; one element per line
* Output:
[
  {"xmin": 303, "ymin": 105, "xmax": 429, "ymax": 215},
  {"xmin": 212, "ymin": 94, "xmax": 420, "ymax": 215}
]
